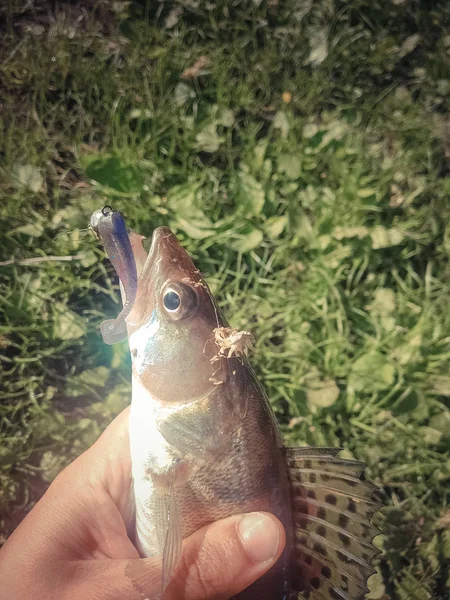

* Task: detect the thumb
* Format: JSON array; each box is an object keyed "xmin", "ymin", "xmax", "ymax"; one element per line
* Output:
[{"xmin": 68, "ymin": 511, "xmax": 285, "ymax": 600}]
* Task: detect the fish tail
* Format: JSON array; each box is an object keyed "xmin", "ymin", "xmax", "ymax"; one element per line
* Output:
[{"xmin": 286, "ymin": 447, "xmax": 383, "ymax": 600}]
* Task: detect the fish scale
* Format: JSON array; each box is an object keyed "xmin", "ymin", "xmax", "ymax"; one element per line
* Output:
[{"xmin": 92, "ymin": 210, "xmax": 382, "ymax": 600}]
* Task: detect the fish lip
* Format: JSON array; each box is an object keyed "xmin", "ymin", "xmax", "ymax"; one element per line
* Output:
[
  {"xmin": 144, "ymin": 226, "xmax": 174, "ymax": 277},
  {"xmin": 147, "ymin": 226, "xmax": 199, "ymax": 278},
  {"xmin": 148, "ymin": 226, "xmax": 179, "ymax": 263},
  {"xmin": 127, "ymin": 227, "xmax": 181, "ymax": 331}
]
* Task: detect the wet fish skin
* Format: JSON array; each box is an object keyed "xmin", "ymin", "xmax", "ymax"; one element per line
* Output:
[
  {"xmin": 126, "ymin": 227, "xmax": 293, "ymax": 598},
  {"xmin": 92, "ymin": 216, "xmax": 382, "ymax": 600}
]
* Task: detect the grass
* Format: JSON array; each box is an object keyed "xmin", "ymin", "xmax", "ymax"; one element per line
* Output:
[{"xmin": 1, "ymin": 0, "xmax": 450, "ymax": 597}]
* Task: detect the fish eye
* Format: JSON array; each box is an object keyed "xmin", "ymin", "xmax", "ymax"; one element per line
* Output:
[
  {"xmin": 163, "ymin": 291, "xmax": 181, "ymax": 312},
  {"xmin": 162, "ymin": 282, "xmax": 198, "ymax": 320}
]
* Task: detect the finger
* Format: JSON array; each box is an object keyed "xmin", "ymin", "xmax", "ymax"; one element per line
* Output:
[
  {"xmin": 166, "ymin": 511, "xmax": 286, "ymax": 600},
  {"xmin": 59, "ymin": 406, "xmax": 132, "ymax": 515},
  {"xmin": 80, "ymin": 405, "xmax": 131, "ymax": 480},
  {"xmin": 0, "ymin": 408, "xmax": 135, "ymax": 564},
  {"xmin": 64, "ymin": 511, "xmax": 286, "ymax": 600}
]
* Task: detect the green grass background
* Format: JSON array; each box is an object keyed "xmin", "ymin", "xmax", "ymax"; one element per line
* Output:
[{"xmin": 1, "ymin": 1, "xmax": 450, "ymax": 598}]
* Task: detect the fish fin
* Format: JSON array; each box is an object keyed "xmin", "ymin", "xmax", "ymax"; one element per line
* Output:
[
  {"xmin": 286, "ymin": 447, "xmax": 382, "ymax": 600},
  {"xmin": 127, "ymin": 473, "xmax": 182, "ymax": 599},
  {"xmin": 157, "ymin": 396, "xmax": 227, "ymax": 460},
  {"xmin": 161, "ymin": 469, "xmax": 182, "ymax": 594},
  {"xmin": 124, "ymin": 478, "xmax": 136, "ymax": 541}
]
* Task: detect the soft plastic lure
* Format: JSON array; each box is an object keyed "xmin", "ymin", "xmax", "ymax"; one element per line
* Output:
[{"xmin": 90, "ymin": 206, "xmax": 138, "ymax": 345}]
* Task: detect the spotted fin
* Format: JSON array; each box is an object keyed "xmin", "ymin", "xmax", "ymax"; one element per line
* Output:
[{"xmin": 286, "ymin": 447, "xmax": 382, "ymax": 600}]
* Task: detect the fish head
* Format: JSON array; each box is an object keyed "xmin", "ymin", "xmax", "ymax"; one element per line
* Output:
[{"xmin": 127, "ymin": 227, "xmax": 226, "ymax": 403}]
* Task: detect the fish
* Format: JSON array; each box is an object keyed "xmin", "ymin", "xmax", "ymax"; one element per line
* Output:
[{"xmin": 92, "ymin": 211, "xmax": 382, "ymax": 600}]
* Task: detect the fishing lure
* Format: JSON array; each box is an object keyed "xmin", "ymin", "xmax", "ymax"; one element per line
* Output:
[{"xmin": 90, "ymin": 206, "xmax": 138, "ymax": 345}]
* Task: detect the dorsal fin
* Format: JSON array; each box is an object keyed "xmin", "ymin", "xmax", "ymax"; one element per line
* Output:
[{"xmin": 286, "ymin": 447, "xmax": 382, "ymax": 600}]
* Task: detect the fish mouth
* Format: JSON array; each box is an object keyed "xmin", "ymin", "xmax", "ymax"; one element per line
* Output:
[
  {"xmin": 126, "ymin": 226, "xmax": 210, "ymax": 335},
  {"xmin": 148, "ymin": 226, "xmax": 178, "ymax": 266}
]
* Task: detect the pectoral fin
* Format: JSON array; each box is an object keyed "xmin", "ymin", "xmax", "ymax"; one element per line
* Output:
[
  {"xmin": 286, "ymin": 447, "xmax": 383, "ymax": 600},
  {"xmin": 157, "ymin": 395, "xmax": 228, "ymax": 460},
  {"xmin": 126, "ymin": 471, "xmax": 182, "ymax": 599},
  {"xmin": 161, "ymin": 469, "xmax": 182, "ymax": 594},
  {"xmin": 124, "ymin": 479, "xmax": 136, "ymax": 542}
]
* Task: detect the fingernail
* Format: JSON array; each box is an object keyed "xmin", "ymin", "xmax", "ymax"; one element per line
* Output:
[{"xmin": 238, "ymin": 512, "xmax": 280, "ymax": 563}]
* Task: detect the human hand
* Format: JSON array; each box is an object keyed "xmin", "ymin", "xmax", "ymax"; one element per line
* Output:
[{"xmin": 0, "ymin": 408, "xmax": 285, "ymax": 600}]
